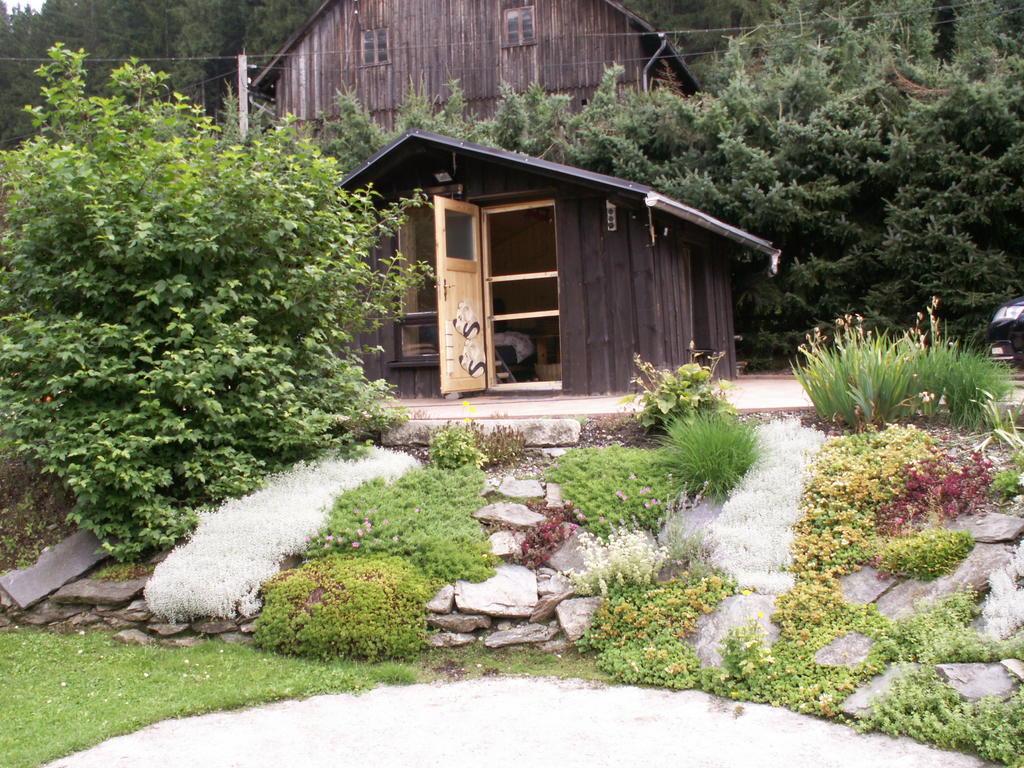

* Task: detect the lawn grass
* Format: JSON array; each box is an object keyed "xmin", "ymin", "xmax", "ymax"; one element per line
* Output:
[
  {"xmin": 1, "ymin": 628, "xmax": 607, "ymax": 768},
  {"xmin": 0, "ymin": 629, "xmax": 417, "ymax": 768}
]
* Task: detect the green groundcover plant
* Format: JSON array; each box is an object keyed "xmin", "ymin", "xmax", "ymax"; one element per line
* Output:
[{"xmin": 0, "ymin": 48, "xmax": 424, "ymax": 560}]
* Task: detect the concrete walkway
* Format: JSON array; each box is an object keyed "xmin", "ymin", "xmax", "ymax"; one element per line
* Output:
[
  {"xmin": 397, "ymin": 375, "xmax": 813, "ymax": 419},
  {"xmin": 47, "ymin": 677, "xmax": 988, "ymax": 768}
]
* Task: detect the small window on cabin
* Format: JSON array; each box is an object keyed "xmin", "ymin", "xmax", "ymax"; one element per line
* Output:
[
  {"xmin": 505, "ymin": 6, "xmax": 535, "ymax": 47},
  {"xmin": 362, "ymin": 28, "xmax": 389, "ymax": 66},
  {"xmin": 395, "ymin": 206, "xmax": 438, "ymax": 360}
]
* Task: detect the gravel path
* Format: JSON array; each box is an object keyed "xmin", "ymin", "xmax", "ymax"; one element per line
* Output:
[{"xmin": 46, "ymin": 677, "xmax": 991, "ymax": 768}]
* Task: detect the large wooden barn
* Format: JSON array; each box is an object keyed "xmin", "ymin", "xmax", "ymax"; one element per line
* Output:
[
  {"xmin": 251, "ymin": 0, "xmax": 700, "ymax": 127},
  {"xmin": 344, "ymin": 130, "xmax": 780, "ymax": 398}
]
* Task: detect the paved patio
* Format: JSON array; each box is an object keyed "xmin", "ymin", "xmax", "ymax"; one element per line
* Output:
[{"xmin": 396, "ymin": 375, "xmax": 813, "ymax": 419}]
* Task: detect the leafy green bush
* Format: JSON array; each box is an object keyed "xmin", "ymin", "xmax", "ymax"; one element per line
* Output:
[
  {"xmin": 254, "ymin": 554, "xmax": 432, "ymax": 661},
  {"xmin": 660, "ymin": 413, "xmax": 759, "ymax": 502},
  {"xmin": 629, "ymin": 355, "xmax": 733, "ymax": 432},
  {"xmin": 876, "ymin": 529, "xmax": 974, "ymax": 581},
  {"xmin": 993, "ymin": 470, "xmax": 1022, "ymax": 502},
  {"xmin": 310, "ymin": 466, "xmax": 495, "ymax": 583},
  {"xmin": 428, "ymin": 425, "xmax": 484, "ymax": 469},
  {"xmin": 0, "ymin": 50, "xmax": 421, "ymax": 560},
  {"xmin": 545, "ymin": 446, "xmax": 674, "ymax": 537}
]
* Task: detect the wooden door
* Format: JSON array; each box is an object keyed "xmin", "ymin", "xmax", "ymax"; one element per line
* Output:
[{"xmin": 435, "ymin": 196, "xmax": 487, "ymax": 395}]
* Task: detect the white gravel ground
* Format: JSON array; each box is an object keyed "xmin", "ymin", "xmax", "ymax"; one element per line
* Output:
[{"xmin": 45, "ymin": 677, "xmax": 991, "ymax": 768}]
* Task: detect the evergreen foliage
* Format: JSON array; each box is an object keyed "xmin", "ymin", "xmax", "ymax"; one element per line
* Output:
[{"xmin": 0, "ymin": 49, "xmax": 423, "ymax": 560}]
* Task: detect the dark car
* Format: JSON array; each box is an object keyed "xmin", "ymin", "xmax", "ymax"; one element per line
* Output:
[{"xmin": 989, "ymin": 296, "xmax": 1024, "ymax": 367}]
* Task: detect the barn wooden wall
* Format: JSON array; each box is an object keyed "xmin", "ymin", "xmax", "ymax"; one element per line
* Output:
[
  {"xmin": 273, "ymin": 0, "xmax": 659, "ymax": 126},
  {"xmin": 355, "ymin": 153, "xmax": 737, "ymax": 398}
]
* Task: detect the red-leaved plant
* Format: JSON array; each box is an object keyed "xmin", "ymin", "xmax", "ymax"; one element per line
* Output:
[
  {"xmin": 875, "ymin": 452, "xmax": 993, "ymax": 536},
  {"xmin": 519, "ymin": 502, "xmax": 580, "ymax": 568}
]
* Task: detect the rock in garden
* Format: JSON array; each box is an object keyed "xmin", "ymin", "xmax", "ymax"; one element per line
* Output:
[
  {"xmin": 19, "ymin": 601, "xmax": 83, "ymax": 625},
  {"xmin": 218, "ymin": 632, "xmax": 253, "ymax": 645},
  {"xmin": 538, "ymin": 573, "xmax": 573, "ymax": 597},
  {"xmin": 935, "ymin": 663, "xmax": 1020, "ymax": 702},
  {"xmin": 484, "ymin": 623, "xmax": 559, "ymax": 648},
  {"xmin": 100, "ymin": 598, "xmax": 152, "ymax": 623},
  {"xmin": 546, "ymin": 531, "xmax": 586, "ymax": 573},
  {"xmin": 657, "ymin": 500, "xmax": 723, "ymax": 542},
  {"xmin": 148, "ymin": 622, "xmax": 190, "ymax": 637},
  {"xmin": 103, "ymin": 616, "xmax": 138, "ymax": 631},
  {"xmin": 383, "ymin": 418, "xmax": 580, "ymax": 447},
  {"xmin": 489, "ymin": 530, "xmax": 525, "ymax": 557},
  {"xmin": 556, "ymin": 597, "xmax": 603, "ymax": 642},
  {"xmin": 191, "ymin": 619, "xmax": 238, "ymax": 635},
  {"xmin": 51, "ymin": 577, "xmax": 148, "ymax": 607},
  {"xmin": 473, "ymin": 501, "xmax": 545, "ymax": 528},
  {"xmin": 428, "ymin": 632, "xmax": 477, "ymax": 648},
  {"xmin": 114, "ymin": 629, "xmax": 155, "ymax": 646},
  {"xmin": 840, "ymin": 567, "xmax": 898, "ymax": 605},
  {"xmin": 1002, "ymin": 658, "xmax": 1024, "ymax": 682},
  {"xmin": 545, "ymin": 482, "xmax": 564, "ymax": 509},
  {"xmin": 496, "ymin": 477, "xmax": 546, "ymax": 500},
  {"xmin": 946, "ymin": 513, "xmax": 1024, "ymax": 544},
  {"xmin": 427, "ymin": 613, "xmax": 492, "ymax": 633},
  {"xmin": 538, "ymin": 637, "xmax": 572, "ymax": 654},
  {"xmin": 530, "ymin": 590, "xmax": 574, "ymax": 623},
  {"xmin": 426, "ymin": 584, "xmax": 455, "ymax": 613},
  {"xmin": 0, "ymin": 530, "xmax": 107, "ymax": 609},
  {"xmin": 875, "ymin": 544, "xmax": 1014, "ymax": 620},
  {"xmin": 455, "ymin": 564, "xmax": 538, "ymax": 618},
  {"xmin": 841, "ymin": 664, "xmax": 921, "ymax": 717},
  {"xmin": 691, "ymin": 594, "xmax": 779, "ymax": 668},
  {"xmin": 814, "ymin": 632, "xmax": 874, "ymax": 667},
  {"xmin": 161, "ymin": 636, "xmax": 205, "ymax": 649}
]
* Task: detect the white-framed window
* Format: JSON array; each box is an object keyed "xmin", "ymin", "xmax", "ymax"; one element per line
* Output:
[
  {"xmin": 362, "ymin": 28, "xmax": 389, "ymax": 65},
  {"xmin": 504, "ymin": 6, "xmax": 535, "ymax": 46}
]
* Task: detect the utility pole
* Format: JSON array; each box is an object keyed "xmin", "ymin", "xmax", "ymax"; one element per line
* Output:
[{"xmin": 237, "ymin": 51, "xmax": 249, "ymax": 139}]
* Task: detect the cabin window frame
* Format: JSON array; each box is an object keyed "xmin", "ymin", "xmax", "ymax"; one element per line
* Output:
[
  {"xmin": 503, "ymin": 6, "xmax": 536, "ymax": 47},
  {"xmin": 361, "ymin": 27, "xmax": 390, "ymax": 67}
]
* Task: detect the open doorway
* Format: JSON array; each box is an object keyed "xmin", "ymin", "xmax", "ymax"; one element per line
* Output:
[{"xmin": 483, "ymin": 201, "xmax": 561, "ymax": 390}]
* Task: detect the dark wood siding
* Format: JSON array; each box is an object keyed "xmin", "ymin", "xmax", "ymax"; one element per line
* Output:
[{"xmin": 270, "ymin": 0, "xmax": 665, "ymax": 127}]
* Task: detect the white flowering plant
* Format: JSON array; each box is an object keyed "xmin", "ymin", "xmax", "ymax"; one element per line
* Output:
[
  {"xmin": 707, "ymin": 419, "xmax": 826, "ymax": 594},
  {"xmin": 144, "ymin": 448, "xmax": 420, "ymax": 621},
  {"xmin": 570, "ymin": 527, "xmax": 667, "ymax": 596},
  {"xmin": 980, "ymin": 540, "xmax": 1024, "ymax": 640}
]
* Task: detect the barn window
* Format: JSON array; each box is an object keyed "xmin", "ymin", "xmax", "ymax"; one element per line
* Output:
[
  {"xmin": 362, "ymin": 28, "xmax": 389, "ymax": 66},
  {"xmin": 504, "ymin": 6, "xmax": 535, "ymax": 46}
]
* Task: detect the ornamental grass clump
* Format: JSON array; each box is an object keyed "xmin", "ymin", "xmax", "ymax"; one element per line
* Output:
[
  {"xmin": 145, "ymin": 448, "xmax": 419, "ymax": 621},
  {"xmin": 570, "ymin": 527, "xmax": 667, "ymax": 596},
  {"xmin": 660, "ymin": 413, "xmax": 759, "ymax": 502},
  {"xmin": 254, "ymin": 554, "xmax": 433, "ymax": 661}
]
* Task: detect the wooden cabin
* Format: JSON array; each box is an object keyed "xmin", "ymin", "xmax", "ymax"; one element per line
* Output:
[
  {"xmin": 251, "ymin": 0, "xmax": 700, "ymax": 127},
  {"xmin": 343, "ymin": 130, "xmax": 780, "ymax": 398}
]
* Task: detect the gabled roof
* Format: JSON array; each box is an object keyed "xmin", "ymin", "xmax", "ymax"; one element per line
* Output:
[
  {"xmin": 343, "ymin": 130, "xmax": 780, "ymax": 264},
  {"xmin": 250, "ymin": 0, "xmax": 699, "ymax": 93}
]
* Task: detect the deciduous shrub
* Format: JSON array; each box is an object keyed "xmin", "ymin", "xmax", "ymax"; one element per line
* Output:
[
  {"xmin": 875, "ymin": 529, "xmax": 975, "ymax": 581},
  {"xmin": 254, "ymin": 554, "xmax": 432, "ymax": 661},
  {"xmin": 428, "ymin": 425, "xmax": 484, "ymax": 469},
  {"xmin": 0, "ymin": 50, "xmax": 422, "ymax": 560},
  {"xmin": 660, "ymin": 413, "xmax": 759, "ymax": 502},
  {"xmin": 310, "ymin": 466, "xmax": 495, "ymax": 583},
  {"xmin": 545, "ymin": 446, "xmax": 673, "ymax": 537},
  {"xmin": 630, "ymin": 356, "xmax": 733, "ymax": 432}
]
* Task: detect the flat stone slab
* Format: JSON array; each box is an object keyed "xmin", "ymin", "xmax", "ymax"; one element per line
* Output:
[
  {"xmin": 658, "ymin": 500, "xmax": 724, "ymax": 542},
  {"xmin": 841, "ymin": 664, "xmax": 921, "ymax": 717},
  {"xmin": 815, "ymin": 632, "xmax": 874, "ymax": 667},
  {"xmin": 1002, "ymin": 658, "xmax": 1024, "ymax": 681},
  {"xmin": 0, "ymin": 530, "xmax": 107, "ymax": 609},
  {"xmin": 52, "ymin": 578, "xmax": 148, "ymax": 607},
  {"xmin": 455, "ymin": 564, "xmax": 538, "ymax": 618},
  {"xmin": 546, "ymin": 530, "xmax": 586, "ymax": 573},
  {"xmin": 427, "ymin": 613, "xmax": 492, "ymax": 633},
  {"xmin": 840, "ymin": 567, "xmax": 898, "ymax": 605},
  {"xmin": 530, "ymin": 590, "xmax": 573, "ymax": 623},
  {"xmin": 426, "ymin": 585, "xmax": 455, "ymax": 614},
  {"xmin": 691, "ymin": 594, "xmax": 779, "ymax": 668},
  {"xmin": 18, "ymin": 601, "xmax": 84, "ymax": 625},
  {"xmin": 946, "ymin": 512, "xmax": 1024, "ymax": 543},
  {"xmin": 497, "ymin": 477, "xmax": 546, "ymax": 499},
  {"xmin": 473, "ymin": 501, "xmax": 545, "ymax": 528},
  {"xmin": 191, "ymin": 619, "xmax": 238, "ymax": 635},
  {"xmin": 383, "ymin": 419, "xmax": 581, "ymax": 447},
  {"xmin": 545, "ymin": 482, "xmax": 564, "ymax": 509},
  {"xmin": 428, "ymin": 632, "xmax": 477, "ymax": 648},
  {"xmin": 538, "ymin": 572, "xmax": 573, "ymax": 597},
  {"xmin": 489, "ymin": 530, "xmax": 526, "ymax": 557},
  {"xmin": 113, "ymin": 629, "xmax": 155, "ymax": 646},
  {"xmin": 484, "ymin": 623, "xmax": 559, "ymax": 648},
  {"xmin": 556, "ymin": 597, "xmax": 603, "ymax": 641},
  {"xmin": 935, "ymin": 663, "xmax": 1020, "ymax": 702},
  {"xmin": 875, "ymin": 544, "xmax": 1014, "ymax": 620}
]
